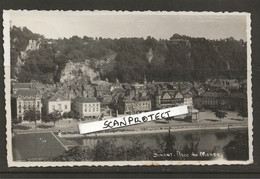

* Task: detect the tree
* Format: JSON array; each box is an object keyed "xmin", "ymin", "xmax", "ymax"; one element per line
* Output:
[
  {"xmin": 125, "ymin": 138, "xmax": 154, "ymax": 161},
  {"xmin": 23, "ymin": 107, "xmax": 41, "ymax": 129},
  {"xmin": 48, "ymin": 110, "xmax": 62, "ymax": 126},
  {"xmin": 223, "ymin": 133, "xmax": 249, "ymax": 160},
  {"xmin": 237, "ymin": 107, "xmax": 248, "ymax": 121},
  {"xmin": 92, "ymin": 139, "xmax": 125, "ymax": 161},
  {"xmin": 53, "ymin": 146, "xmax": 92, "ymax": 161},
  {"xmin": 12, "ymin": 116, "xmax": 22, "ymax": 125},
  {"xmin": 42, "ymin": 115, "xmax": 51, "ymax": 123},
  {"xmin": 68, "ymin": 111, "xmax": 75, "ymax": 118},
  {"xmin": 62, "ymin": 112, "xmax": 68, "ymax": 119},
  {"xmin": 214, "ymin": 110, "xmax": 227, "ymax": 122}
]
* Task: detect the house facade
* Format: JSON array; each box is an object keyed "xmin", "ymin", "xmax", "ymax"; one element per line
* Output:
[
  {"xmin": 135, "ymin": 97, "xmax": 152, "ymax": 113},
  {"xmin": 119, "ymin": 96, "xmax": 152, "ymax": 114},
  {"xmin": 200, "ymin": 91, "xmax": 247, "ymax": 110},
  {"xmin": 183, "ymin": 94, "xmax": 193, "ymax": 107},
  {"xmin": 16, "ymin": 89, "xmax": 42, "ymax": 122},
  {"xmin": 94, "ymin": 85, "xmax": 110, "ymax": 97},
  {"xmin": 72, "ymin": 98, "xmax": 101, "ymax": 118},
  {"xmin": 47, "ymin": 93, "xmax": 71, "ymax": 115},
  {"xmin": 155, "ymin": 89, "xmax": 184, "ymax": 109},
  {"xmin": 83, "ymin": 85, "xmax": 95, "ymax": 98}
]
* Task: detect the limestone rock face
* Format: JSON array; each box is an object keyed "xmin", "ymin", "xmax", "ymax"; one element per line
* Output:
[
  {"xmin": 60, "ymin": 60, "xmax": 100, "ymax": 83},
  {"xmin": 146, "ymin": 48, "xmax": 153, "ymax": 63},
  {"xmin": 13, "ymin": 38, "xmax": 41, "ymax": 79},
  {"xmin": 26, "ymin": 39, "xmax": 41, "ymax": 51}
]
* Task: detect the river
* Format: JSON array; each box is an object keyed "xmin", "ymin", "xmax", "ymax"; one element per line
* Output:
[{"xmin": 67, "ymin": 128, "xmax": 248, "ymax": 160}]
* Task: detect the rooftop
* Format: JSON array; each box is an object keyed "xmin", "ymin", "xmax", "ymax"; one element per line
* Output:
[
  {"xmin": 133, "ymin": 96, "xmax": 150, "ymax": 101},
  {"xmin": 13, "ymin": 83, "xmax": 32, "ymax": 89},
  {"xmin": 202, "ymin": 92, "xmax": 229, "ymax": 98},
  {"xmin": 48, "ymin": 93, "xmax": 70, "ymax": 102},
  {"xmin": 74, "ymin": 97, "xmax": 99, "ymax": 103},
  {"xmin": 16, "ymin": 89, "xmax": 40, "ymax": 97}
]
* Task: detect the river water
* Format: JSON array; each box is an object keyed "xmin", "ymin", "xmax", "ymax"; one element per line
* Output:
[{"xmin": 68, "ymin": 129, "xmax": 248, "ymax": 158}]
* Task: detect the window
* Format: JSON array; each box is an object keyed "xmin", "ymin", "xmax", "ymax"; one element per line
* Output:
[
  {"xmin": 18, "ymin": 109, "xmax": 21, "ymax": 113},
  {"xmin": 85, "ymin": 108, "xmax": 87, "ymax": 112},
  {"xmin": 52, "ymin": 105, "xmax": 55, "ymax": 110},
  {"xmin": 37, "ymin": 102, "xmax": 40, "ymax": 107},
  {"xmin": 18, "ymin": 102, "xmax": 21, "ymax": 107},
  {"xmin": 93, "ymin": 108, "xmax": 95, "ymax": 112},
  {"xmin": 96, "ymin": 108, "xmax": 98, "ymax": 111},
  {"xmin": 65, "ymin": 105, "xmax": 67, "ymax": 109}
]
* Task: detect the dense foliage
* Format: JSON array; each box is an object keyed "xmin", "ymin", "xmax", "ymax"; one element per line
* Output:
[
  {"xmin": 223, "ymin": 132, "xmax": 249, "ymax": 160},
  {"xmin": 53, "ymin": 134, "xmax": 220, "ymax": 161},
  {"xmin": 23, "ymin": 107, "xmax": 41, "ymax": 128},
  {"xmin": 11, "ymin": 26, "xmax": 247, "ymax": 83}
]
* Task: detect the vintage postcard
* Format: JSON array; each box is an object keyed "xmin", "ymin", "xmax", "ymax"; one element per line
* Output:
[{"xmin": 3, "ymin": 10, "xmax": 253, "ymax": 167}]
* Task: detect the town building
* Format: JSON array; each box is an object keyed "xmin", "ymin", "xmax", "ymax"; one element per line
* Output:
[
  {"xmin": 209, "ymin": 79, "xmax": 240, "ymax": 90},
  {"xmin": 183, "ymin": 94, "xmax": 193, "ymax": 107},
  {"xmin": 15, "ymin": 89, "xmax": 42, "ymax": 122},
  {"xmin": 109, "ymin": 83, "xmax": 123, "ymax": 92},
  {"xmin": 94, "ymin": 85, "xmax": 110, "ymax": 97},
  {"xmin": 119, "ymin": 96, "xmax": 152, "ymax": 114},
  {"xmin": 131, "ymin": 82, "xmax": 145, "ymax": 95},
  {"xmin": 47, "ymin": 93, "xmax": 71, "ymax": 115},
  {"xmin": 198, "ymin": 91, "xmax": 247, "ymax": 110},
  {"xmin": 134, "ymin": 96, "xmax": 152, "ymax": 113},
  {"xmin": 72, "ymin": 97, "xmax": 101, "ymax": 118},
  {"xmin": 155, "ymin": 89, "xmax": 184, "ymax": 109},
  {"xmin": 83, "ymin": 85, "xmax": 95, "ymax": 98}
]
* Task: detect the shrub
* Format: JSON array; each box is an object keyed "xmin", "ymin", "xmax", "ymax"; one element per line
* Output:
[
  {"xmin": 13, "ymin": 125, "xmax": 31, "ymax": 130},
  {"xmin": 37, "ymin": 124, "xmax": 53, "ymax": 129},
  {"xmin": 42, "ymin": 115, "xmax": 51, "ymax": 123},
  {"xmin": 63, "ymin": 112, "xmax": 68, "ymax": 119},
  {"xmin": 12, "ymin": 116, "xmax": 22, "ymax": 124},
  {"xmin": 68, "ymin": 111, "xmax": 75, "ymax": 118}
]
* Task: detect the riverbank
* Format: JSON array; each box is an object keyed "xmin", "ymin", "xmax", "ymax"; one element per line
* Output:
[{"xmin": 61, "ymin": 123, "xmax": 248, "ymax": 139}]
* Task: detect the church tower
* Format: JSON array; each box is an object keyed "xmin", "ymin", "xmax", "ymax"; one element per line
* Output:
[{"xmin": 155, "ymin": 87, "xmax": 161, "ymax": 109}]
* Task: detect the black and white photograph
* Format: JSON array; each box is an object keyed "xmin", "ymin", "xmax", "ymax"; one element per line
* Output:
[{"xmin": 3, "ymin": 10, "xmax": 252, "ymax": 166}]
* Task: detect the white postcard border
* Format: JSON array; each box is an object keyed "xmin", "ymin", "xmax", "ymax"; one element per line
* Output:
[{"xmin": 3, "ymin": 10, "xmax": 253, "ymax": 167}]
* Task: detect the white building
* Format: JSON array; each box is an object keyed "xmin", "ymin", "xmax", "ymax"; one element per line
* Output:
[
  {"xmin": 47, "ymin": 93, "xmax": 71, "ymax": 115},
  {"xmin": 16, "ymin": 89, "xmax": 42, "ymax": 122},
  {"xmin": 72, "ymin": 97, "xmax": 100, "ymax": 118},
  {"xmin": 183, "ymin": 94, "xmax": 193, "ymax": 107}
]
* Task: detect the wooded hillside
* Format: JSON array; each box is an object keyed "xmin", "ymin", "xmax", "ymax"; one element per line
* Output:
[{"xmin": 10, "ymin": 26, "xmax": 247, "ymax": 84}]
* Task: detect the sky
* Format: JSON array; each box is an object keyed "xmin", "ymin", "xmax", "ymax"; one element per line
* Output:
[{"xmin": 9, "ymin": 11, "xmax": 248, "ymax": 41}]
